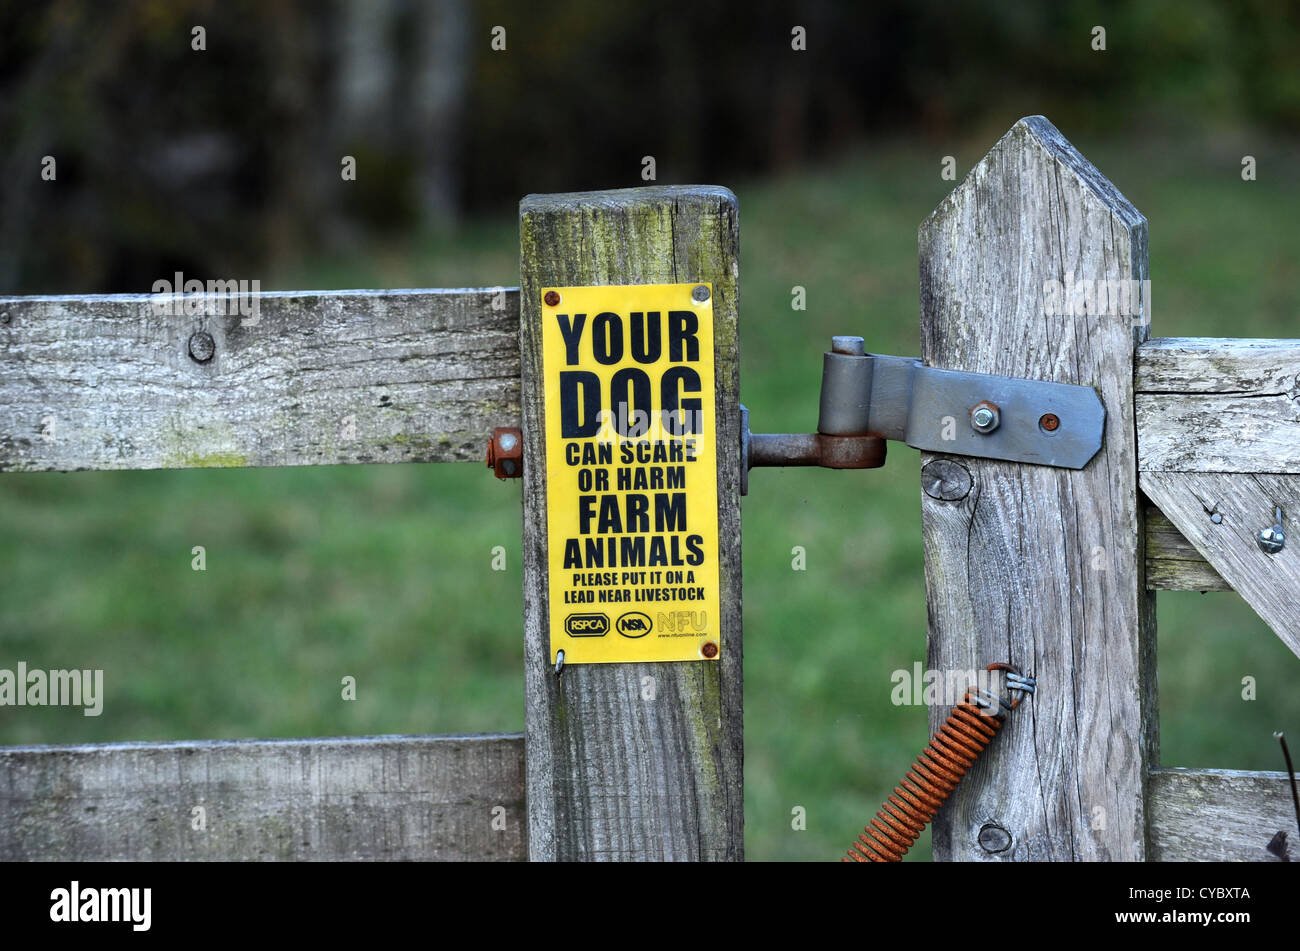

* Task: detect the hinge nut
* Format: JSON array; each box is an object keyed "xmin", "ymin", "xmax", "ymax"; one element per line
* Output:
[{"xmin": 971, "ymin": 401, "xmax": 1000, "ymax": 434}]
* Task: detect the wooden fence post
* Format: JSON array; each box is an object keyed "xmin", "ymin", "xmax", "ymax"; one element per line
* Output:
[
  {"xmin": 919, "ymin": 117, "xmax": 1157, "ymax": 860},
  {"xmin": 519, "ymin": 186, "xmax": 743, "ymax": 860}
]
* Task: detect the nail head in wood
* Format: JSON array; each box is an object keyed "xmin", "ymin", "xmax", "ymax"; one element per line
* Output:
[{"xmin": 188, "ymin": 331, "xmax": 215, "ymax": 363}]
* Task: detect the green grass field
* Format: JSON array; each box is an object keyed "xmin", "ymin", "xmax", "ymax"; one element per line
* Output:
[{"xmin": 3, "ymin": 125, "xmax": 1298, "ymax": 861}]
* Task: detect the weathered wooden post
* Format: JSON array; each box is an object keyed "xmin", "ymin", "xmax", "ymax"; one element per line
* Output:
[
  {"xmin": 919, "ymin": 117, "xmax": 1157, "ymax": 860},
  {"xmin": 519, "ymin": 186, "xmax": 744, "ymax": 860}
]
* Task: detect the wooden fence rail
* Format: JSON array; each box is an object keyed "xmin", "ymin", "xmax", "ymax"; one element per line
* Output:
[
  {"xmin": 0, "ymin": 288, "xmax": 519, "ymax": 472},
  {"xmin": 0, "ymin": 734, "xmax": 525, "ymax": 861}
]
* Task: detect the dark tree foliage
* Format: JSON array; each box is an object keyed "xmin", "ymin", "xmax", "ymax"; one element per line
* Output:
[{"xmin": 1, "ymin": 0, "xmax": 1295, "ymax": 291}]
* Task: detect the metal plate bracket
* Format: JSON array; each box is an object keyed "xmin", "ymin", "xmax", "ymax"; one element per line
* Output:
[
  {"xmin": 742, "ymin": 336, "xmax": 1105, "ymax": 493},
  {"xmin": 858, "ymin": 352, "xmax": 1105, "ymax": 469}
]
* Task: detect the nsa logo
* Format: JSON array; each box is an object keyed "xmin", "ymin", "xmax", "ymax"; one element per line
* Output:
[{"xmin": 616, "ymin": 612, "xmax": 653, "ymax": 638}]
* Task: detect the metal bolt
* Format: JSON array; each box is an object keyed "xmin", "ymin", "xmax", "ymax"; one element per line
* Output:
[
  {"xmin": 701, "ymin": 642, "xmax": 719, "ymax": 659},
  {"xmin": 977, "ymin": 822, "xmax": 1012, "ymax": 854},
  {"xmin": 543, "ymin": 290, "xmax": 560, "ymax": 307},
  {"xmin": 188, "ymin": 331, "xmax": 215, "ymax": 363},
  {"xmin": 831, "ymin": 335, "xmax": 866, "ymax": 356},
  {"xmin": 486, "ymin": 426, "xmax": 524, "ymax": 479},
  {"xmin": 1211, "ymin": 513, "xmax": 1223, "ymax": 524},
  {"xmin": 1258, "ymin": 507, "xmax": 1285, "ymax": 554},
  {"xmin": 1039, "ymin": 413, "xmax": 1060, "ymax": 432},
  {"xmin": 692, "ymin": 284, "xmax": 710, "ymax": 303},
  {"xmin": 970, "ymin": 401, "xmax": 1000, "ymax": 434}
]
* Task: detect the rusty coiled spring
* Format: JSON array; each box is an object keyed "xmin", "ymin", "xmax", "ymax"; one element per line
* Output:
[{"xmin": 844, "ymin": 663, "xmax": 1035, "ymax": 862}]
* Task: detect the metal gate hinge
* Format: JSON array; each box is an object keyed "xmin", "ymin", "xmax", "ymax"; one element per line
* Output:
[{"xmin": 741, "ymin": 335, "xmax": 1105, "ymax": 494}]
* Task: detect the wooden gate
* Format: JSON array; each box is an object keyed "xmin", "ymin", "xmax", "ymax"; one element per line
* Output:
[{"xmin": 1, "ymin": 116, "xmax": 1294, "ymax": 861}]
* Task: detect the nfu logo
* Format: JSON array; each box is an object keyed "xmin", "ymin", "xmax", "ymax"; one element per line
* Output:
[
  {"xmin": 616, "ymin": 612, "xmax": 653, "ymax": 638},
  {"xmin": 565, "ymin": 613, "xmax": 609, "ymax": 636}
]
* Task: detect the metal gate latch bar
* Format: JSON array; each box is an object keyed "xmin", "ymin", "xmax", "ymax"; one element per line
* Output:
[{"xmin": 742, "ymin": 335, "xmax": 1105, "ymax": 493}]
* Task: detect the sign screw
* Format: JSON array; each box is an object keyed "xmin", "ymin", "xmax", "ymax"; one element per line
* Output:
[
  {"xmin": 543, "ymin": 290, "xmax": 560, "ymax": 307},
  {"xmin": 701, "ymin": 642, "xmax": 719, "ymax": 659},
  {"xmin": 970, "ymin": 401, "xmax": 1000, "ymax": 434},
  {"xmin": 188, "ymin": 331, "xmax": 215, "ymax": 363},
  {"xmin": 691, "ymin": 284, "xmax": 710, "ymax": 303},
  {"xmin": 1258, "ymin": 507, "xmax": 1285, "ymax": 554}
]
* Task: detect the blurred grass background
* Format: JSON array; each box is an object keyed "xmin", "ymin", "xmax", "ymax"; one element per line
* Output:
[{"xmin": 3, "ymin": 127, "xmax": 1299, "ymax": 861}]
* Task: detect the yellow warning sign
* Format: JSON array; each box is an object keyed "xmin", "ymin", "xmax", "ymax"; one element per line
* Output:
[{"xmin": 541, "ymin": 283, "xmax": 720, "ymax": 665}]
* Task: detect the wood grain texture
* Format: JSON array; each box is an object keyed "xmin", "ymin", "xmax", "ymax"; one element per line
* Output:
[
  {"xmin": 1140, "ymin": 471, "xmax": 1300, "ymax": 659},
  {"xmin": 520, "ymin": 186, "xmax": 742, "ymax": 860},
  {"xmin": 0, "ymin": 289, "xmax": 519, "ymax": 471},
  {"xmin": 1144, "ymin": 502, "xmax": 1230, "ymax": 591},
  {"xmin": 1149, "ymin": 767, "xmax": 1297, "ymax": 861},
  {"xmin": 1137, "ymin": 338, "xmax": 1300, "ymax": 473},
  {"xmin": 919, "ymin": 116, "xmax": 1157, "ymax": 861},
  {"xmin": 0, "ymin": 734, "xmax": 525, "ymax": 861}
]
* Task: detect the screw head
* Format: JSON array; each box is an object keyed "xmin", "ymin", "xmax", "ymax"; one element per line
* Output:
[
  {"xmin": 971, "ymin": 401, "xmax": 1000, "ymax": 434},
  {"xmin": 188, "ymin": 331, "xmax": 215, "ymax": 363},
  {"xmin": 691, "ymin": 284, "xmax": 710, "ymax": 303},
  {"xmin": 1039, "ymin": 413, "xmax": 1060, "ymax": 432},
  {"xmin": 1258, "ymin": 526, "xmax": 1285, "ymax": 554},
  {"xmin": 543, "ymin": 290, "xmax": 560, "ymax": 307},
  {"xmin": 701, "ymin": 642, "xmax": 719, "ymax": 659}
]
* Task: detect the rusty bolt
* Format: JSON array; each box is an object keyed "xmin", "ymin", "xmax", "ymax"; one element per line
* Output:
[
  {"xmin": 543, "ymin": 290, "xmax": 560, "ymax": 307},
  {"xmin": 486, "ymin": 426, "xmax": 523, "ymax": 479},
  {"xmin": 701, "ymin": 642, "xmax": 719, "ymax": 659},
  {"xmin": 970, "ymin": 401, "xmax": 1000, "ymax": 434},
  {"xmin": 1039, "ymin": 413, "xmax": 1060, "ymax": 432},
  {"xmin": 188, "ymin": 331, "xmax": 215, "ymax": 363}
]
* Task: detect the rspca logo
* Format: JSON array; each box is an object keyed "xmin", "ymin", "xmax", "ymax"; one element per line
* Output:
[
  {"xmin": 565, "ymin": 613, "xmax": 609, "ymax": 637},
  {"xmin": 616, "ymin": 612, "xmax": 653, "ymax": 638}
]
